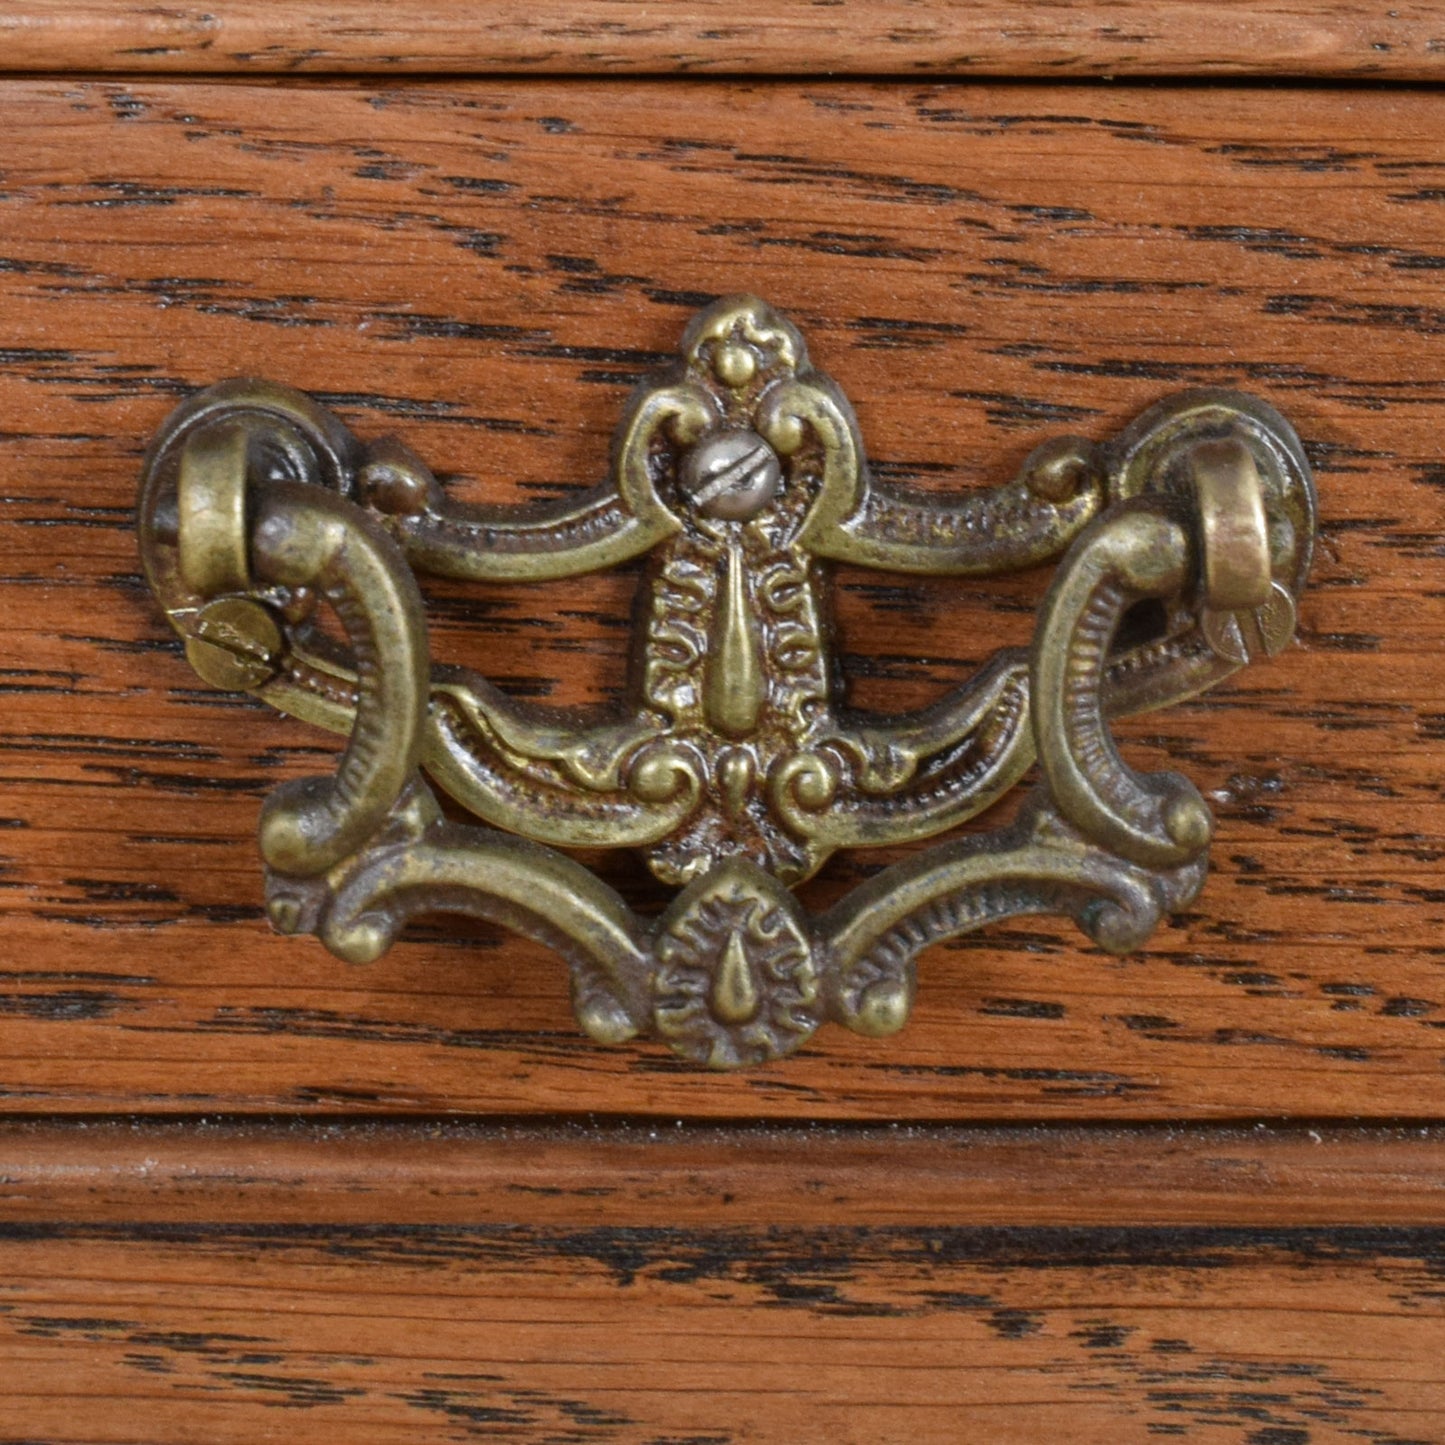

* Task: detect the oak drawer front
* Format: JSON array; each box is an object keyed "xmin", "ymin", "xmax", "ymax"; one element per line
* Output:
[
  {"xmin": 3, "ymin": 79, "xmax": 1441, "ymax": 1120},
  {"xmin": 4, "ymin": 1218, "xmax": 1441, "ymax": 1444}
]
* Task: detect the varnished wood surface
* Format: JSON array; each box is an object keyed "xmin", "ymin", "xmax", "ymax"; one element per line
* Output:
[
  {"xmin": 3, "ymin": 1122, "xmax": 1445, "ymax": 1226},
  {"xmin": 0, "ymin": 1219, "xmax": 1438, "ymax": 1442},
  {"xmin": 4, "ymin": 80, "xmax": 1445, "ymax": 1119},
  {"xmin": 4, "ymin": 1, "xmax": 1445, "ymax": 79}
]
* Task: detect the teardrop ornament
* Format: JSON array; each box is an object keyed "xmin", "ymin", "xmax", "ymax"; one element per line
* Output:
[{"xmin": 711, "ymin": 928, "xmax": 761, "ymax": 1023}]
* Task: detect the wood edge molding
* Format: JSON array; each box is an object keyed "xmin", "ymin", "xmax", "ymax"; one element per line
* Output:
[
  {"xmin": 1, "ymin": 2, "xmax": 1443, "ymax": 80},
  {"xmin": 1, "ymin": 1122, "xmax": 1442, "ymax": 1227}
]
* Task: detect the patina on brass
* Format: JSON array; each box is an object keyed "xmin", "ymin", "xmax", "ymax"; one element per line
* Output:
[{"xmin": 136, "ymin": 296, "xmax": 1316, "ymax": 1068}]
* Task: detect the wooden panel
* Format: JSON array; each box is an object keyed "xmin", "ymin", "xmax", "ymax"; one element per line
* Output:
[
  {"xmin": 3, "ymin": 1, "xmax": 1445, "ymax": 79},
  {"xmin": 3, "ymin": 80, "xmax": 1445, "ymax": 1119},
  {"xmin": 0, "ymin": 1219, "xmax": 1440, "ymax": 1442},
  {"xmin": 3, "ymin": 1122, "xmax": 1445, "ymax": 1226}
]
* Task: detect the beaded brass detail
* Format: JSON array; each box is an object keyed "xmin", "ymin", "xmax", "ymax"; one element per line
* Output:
[{"xmin": 137, "ymin": 296, "xmax": 1316, "ymax": 1068}]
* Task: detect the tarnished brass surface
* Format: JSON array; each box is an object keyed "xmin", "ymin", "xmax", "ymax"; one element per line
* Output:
[{"xmin": 137, "ymin": 296, "xmax": 1316, "ymax": 1068}]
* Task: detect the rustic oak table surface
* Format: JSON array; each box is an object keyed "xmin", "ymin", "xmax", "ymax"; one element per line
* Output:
[{"xmin": 2, "ymin": 4, "xmax": 1444, "ymax": 1441}]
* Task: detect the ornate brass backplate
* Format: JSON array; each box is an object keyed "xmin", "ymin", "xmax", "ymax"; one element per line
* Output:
[{"xmin": 137, "ymin": 296, "xmax": 1315, "ymax": 1068}]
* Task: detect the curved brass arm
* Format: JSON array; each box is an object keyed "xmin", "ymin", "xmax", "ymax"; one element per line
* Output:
[
  {"xmin": 368, "ymin": 379, "xmax": 706, "ymax": 581},
  {"xmin": 1032, "ymin": 505, "xmax": 1209, "ymax": 870},
  {"xmin": 773, "ymin": 374, "xmax": 1114, "ymax": 576},
  {"xmin": 820, "ymin": 791, "xmax": 1209, "ymax": 1040},
  {"xmin": 136, "ymin": 296, "xmax": 1315, "ymax": 1069}
]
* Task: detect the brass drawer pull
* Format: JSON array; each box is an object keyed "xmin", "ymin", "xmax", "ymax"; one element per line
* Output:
[{"xmin": 137, "ymin": 297, "xmax": 1315, "ymax": 1068}]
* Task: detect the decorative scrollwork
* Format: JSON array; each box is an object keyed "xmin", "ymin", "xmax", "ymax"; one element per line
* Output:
[{"xmin": 137, "ymin": 295, "xmax": 1316, "ymax": 1068}]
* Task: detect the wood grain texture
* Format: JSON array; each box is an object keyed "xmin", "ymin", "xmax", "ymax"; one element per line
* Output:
[
  {"xmin": 3, "ymin": 1122, "xmax": 1445, "ymax": 1226},
  {"xmin": 0, "ymin": 1220, "xmax": 1439, "ymax": 1442},
  {"xmin": 3, "ymin": 79, "xmax": 1445, "ymax": 1119},
  {"xmin": 4, "ymin": 1, "xmax": 1445, "ymax": 79}
]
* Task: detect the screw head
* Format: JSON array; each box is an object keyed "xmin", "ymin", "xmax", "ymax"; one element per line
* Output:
[
  {"xmin": 185, "ymin": 595, "xmax": 284, "ymax": 691},
  {"xmin": 1201, "ymin": 581, "xmax": 1297, "ymax": 666},
  {"xmin": 679, "ymin": 428, "xmax": 783, "ymax": 521}
]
